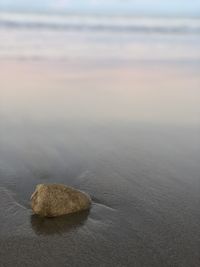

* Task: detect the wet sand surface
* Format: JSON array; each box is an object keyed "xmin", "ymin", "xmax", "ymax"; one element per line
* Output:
[{"xmin": 0, "ymin": 61, "xmax": 200, "ymax": 267}]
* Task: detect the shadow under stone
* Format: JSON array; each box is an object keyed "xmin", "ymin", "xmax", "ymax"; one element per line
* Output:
[{"xmin": 31, "ymin": 210, "xmax": 90, "ymax": 236}]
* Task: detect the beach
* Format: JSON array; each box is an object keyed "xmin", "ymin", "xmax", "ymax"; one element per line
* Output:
[{"xmin": 0, "ymin": 13, "xmax": 200, "ymax": 267}]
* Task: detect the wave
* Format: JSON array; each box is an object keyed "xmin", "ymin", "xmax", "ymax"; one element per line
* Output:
[{"xmin": 0, "ymin": 12, "xmax": 200, "ymax": 34}]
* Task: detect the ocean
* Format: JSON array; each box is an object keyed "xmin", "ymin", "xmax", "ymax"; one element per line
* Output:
[{"xmin": 0, "ymin": 12, "xmax": 200, "ymax": 61}]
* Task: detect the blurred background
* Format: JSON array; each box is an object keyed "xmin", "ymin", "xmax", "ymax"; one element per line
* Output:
[{"xmin": 0, "ymin": 0, "xmax": 200, "ymax": 62}]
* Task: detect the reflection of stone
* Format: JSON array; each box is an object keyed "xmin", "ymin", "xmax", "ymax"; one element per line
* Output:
[
  {"xmin": 31, "ymin": 210, "xmax": 89, "ymax": 235},
  {"xmin": 31, "ymin": 184, "xmax": 91, "ymax": 217}
]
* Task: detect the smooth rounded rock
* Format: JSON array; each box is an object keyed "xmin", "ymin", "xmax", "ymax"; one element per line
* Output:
[{"xmin": 31, "ymin": 184, "xmax": 91, "ymax": 217}]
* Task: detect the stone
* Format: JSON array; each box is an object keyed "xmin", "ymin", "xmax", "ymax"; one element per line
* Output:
[{"xmin": 31, "ymin": 184, "xmax": 91, "ymax": 217}]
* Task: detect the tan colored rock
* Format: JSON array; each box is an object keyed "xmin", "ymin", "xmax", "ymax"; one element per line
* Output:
[{"xmin": 31, "ymin": 184, "xmax": 91, "ymax": 217}]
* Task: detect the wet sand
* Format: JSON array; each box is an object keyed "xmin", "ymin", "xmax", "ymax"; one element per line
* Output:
[{"xmin": 0, "ymin": 61, "xmax": 200, "ymax": 267}]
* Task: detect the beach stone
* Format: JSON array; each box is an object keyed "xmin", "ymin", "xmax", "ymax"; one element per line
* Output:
[{"xmin": 31, "ymin": 184, "xmax": 91, "ymax": 217}]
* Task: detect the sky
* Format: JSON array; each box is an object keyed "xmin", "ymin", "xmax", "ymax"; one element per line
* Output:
[{"xmin": 0, "ymin": 0, "xmax": 200, "ymax": 16}]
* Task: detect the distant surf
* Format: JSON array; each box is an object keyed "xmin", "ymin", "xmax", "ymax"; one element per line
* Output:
[
  {"xmin": 0, "ymin": 12, "xmax": 200, "ymax": 62},
  {"xmin": 0, "ymin": 12, "xmax": 200, "ymax": 34}
]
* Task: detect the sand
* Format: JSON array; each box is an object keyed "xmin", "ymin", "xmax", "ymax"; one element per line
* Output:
[{"xmin": 0, "ymin": 61, "xmax": 200, "ymax": 267}]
